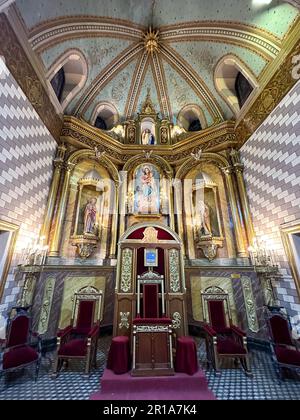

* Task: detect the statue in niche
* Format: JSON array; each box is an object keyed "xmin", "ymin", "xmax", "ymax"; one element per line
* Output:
[
  {"xmin": 199, "ymin": 200, "xmax": 212, "ymax": 236},
  {"xmin": 83, "ymin": 197, "xmax": 98, "ymax": 234},
  {"xmin": 141, "ymin": 128, "xmax": 155, "ymax": 145}
]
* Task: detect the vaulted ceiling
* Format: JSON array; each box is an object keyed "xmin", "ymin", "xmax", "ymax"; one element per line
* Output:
[{"xmin": 15, "ymin": 0, "xmax": 299, "ymax": 128}]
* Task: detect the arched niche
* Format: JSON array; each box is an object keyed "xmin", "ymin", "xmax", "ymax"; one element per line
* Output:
[
  {"xmin": 47, "ymin": 49, "xmax": 88, "ymax": 111},
  {"xmin": 176, "ymin": 158, "xmax": 236, "ymax": 261},
  {"xmin": 114, "ymin": 222, "xmax": 188, "ymax": 338},
  {"xmin": 122, "ymin": 155, "xmax": 174, "ymax": 231},
  {"xmin": 60, "ymin": 158, "xmax": 116, "ymax": 260},
  {"xmin": 177, "ymin": 104, "xmax": 207, "ymax": 132},
  {"xmin": 214, "ymin": 54, "xmax": 258, "ymax": 116},
  {"xmin": 91, "ymin": 102, "xmax": 119, "ymax": 130}
]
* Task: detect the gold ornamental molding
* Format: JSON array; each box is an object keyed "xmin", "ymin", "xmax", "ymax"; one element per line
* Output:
[
  {"xmin": 0, "ymin": 13, "xmax": 63, "ymax": 141},
  {"xmin": 61, "ymin": 116, "xmax": 237, "ymax": 165},
  {"xmin": 29, "ymin": 16, "xmax": 145, "ymax": 53},
  {"xmin": 160, "ymin": 20, "xmax": 282, "ymax": 61},
  {"xmin": 28, "ymin": 17, "xmax": 281, "ymax": 62},
  {"xmin": 235, "ymin": 17, "xmax": 300, "ymax": 147},
  {"xmin": 124, "ymin": 51, "xmax": 150, "ymax": 119},
  {"xmin": 74, "ymin": 42, "xmax": 144, "ymax": 116}
]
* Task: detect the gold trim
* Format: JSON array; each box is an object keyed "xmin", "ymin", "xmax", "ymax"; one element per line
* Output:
[
  {"xmin": 0, "ymin": 220, "xmax": 19, "ymax": 302},
  {"xmin": 280, "ymin": 220, "xmax": 300, "ymax": 299},
  {"xmin": 235, "ymin": 17, "xmax": 300, "ymax": 145}
]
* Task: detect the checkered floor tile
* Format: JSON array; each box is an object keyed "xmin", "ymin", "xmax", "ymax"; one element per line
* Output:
[{"xmin": 0, "ymin": 335, "xmax": 299, "ymax": 400}]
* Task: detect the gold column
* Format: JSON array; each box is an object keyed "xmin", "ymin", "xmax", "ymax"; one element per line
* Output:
[
  {"xmin": 118, "ymin": 171, "xmax": 127, "ymax": 239},
  {"xmin": 49, "ymin": 162, "xmax": 75, "ymax": 257},
  {"xmin": 168, "ymin": 178, "xmax": 175, "ymax": 231},
  {"xmin": 222, "ymin": 166, "xmax": 247, "ymax": 258},
  {"xmin": 230, "ymin": 149, "xmax": 255, "ymax": 246},
  {"xmin": 40, "ymin": 144, "xmax": 66, "ymax": 243},
  {"xmin": 73, "ymin": 184, "xmax": 83, "ymax": 236},
  {"xmin": 174, "ymin": 179, "xmax": 185, "ymax": 256},
  {"xmin": 109, "ymin": 182, "xmax": 119, "ymax": 258},
  {"xmin": 234, "ymin": 166, "xmax": 255, "ymax": 247}
]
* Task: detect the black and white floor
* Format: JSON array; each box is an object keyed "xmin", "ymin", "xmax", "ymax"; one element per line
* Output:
[{"xmin": 0, "ymin": 335, "xmax": 299, "ymax": 400}]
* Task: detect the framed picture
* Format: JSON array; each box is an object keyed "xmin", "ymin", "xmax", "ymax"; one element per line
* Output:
[{"xmin": 144, "ymin": 248, "xmax": 158, "ymax": 267}]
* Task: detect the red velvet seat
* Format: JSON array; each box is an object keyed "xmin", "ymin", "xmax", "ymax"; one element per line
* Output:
[
  {"xmin": 3, "ymin": 345, "xmax": 38, "ymax": 370},
  {"xmin": 201, "ymin": 286, "xmax": 251, "ymax": 375},
  {"xmin": 0, "ymin": 308, "xmax": 41, "ymax": 383},
  {"xmin": 58, "ymin": 339, "xmax": 87, "ymax": 357},
  {"xmin": 175, "ymin": 337, "xmax": 198, "ymax": 375},
  {"xmin": 217, "ymin": 338, "xmax": 247, "ymax": 355},
  {"xmin": 107, "ymin": 336, "xmax": 130, "ymax": 374},
  {"xmin": 266, "ymin": 308, "xmax": 300, "ymax": 380},
  {"xmin": 275, "ymin": 346, "xmax": 300, "ymax": 366}
]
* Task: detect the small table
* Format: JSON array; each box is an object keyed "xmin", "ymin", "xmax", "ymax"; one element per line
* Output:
[
  {"xmin": 107, "ymin": 336, "xmax": 130, "ymax": 374},
  {"xmin": 175, "ymin": 336, "xmax": 198, "ymax": 375}
]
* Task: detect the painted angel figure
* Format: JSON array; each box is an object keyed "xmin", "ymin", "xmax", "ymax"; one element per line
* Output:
[{"xmin": 83, "ymin": 197, "xmax": 97, "ymax": 234}]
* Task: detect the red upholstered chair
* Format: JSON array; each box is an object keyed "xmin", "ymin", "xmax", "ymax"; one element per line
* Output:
[
  {"xmin": 52, "ymin": 286, "xmax": 103, "ymax": 377},
  {"xmin": 201, "ymin": 286, "xmax": 251, "ymax": 376},
  {"xmin": 0, "ymin": 307, "xmax": 41, "ymax": 383},
  {"xmin": 266, "ymin": 307, "xmax": 300, "ymax": 380}
]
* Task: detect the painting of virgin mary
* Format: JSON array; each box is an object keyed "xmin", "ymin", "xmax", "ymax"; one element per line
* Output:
[{"xmin": 134, "ymin": 164, "xmax": 160, "ymax": 214}]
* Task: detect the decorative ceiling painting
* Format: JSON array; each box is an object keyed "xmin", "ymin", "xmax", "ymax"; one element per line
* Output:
[{"xmin": 15, "ymin": 0, "xmax": 299, "ymax": 127}]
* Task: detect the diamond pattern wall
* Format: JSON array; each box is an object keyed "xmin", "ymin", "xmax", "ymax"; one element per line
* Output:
[
  {"xmin": 241, "ymin": 80, "xmax": 300, "ymax": 332},
  {"xmin": 0, "ymin": 58, "xmax": 57, "ymax": 330}
]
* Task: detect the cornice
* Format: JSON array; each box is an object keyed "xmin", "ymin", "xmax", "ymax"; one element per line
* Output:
[
  {"xmin": 61, "ymin": 116, "xmax": 237, "ymax": 165},
  {"xmin": 235, "ymin": 16, "xmax": 300, "ymax": 147},
  {"xmin": 0, "ymin": 12, "xmax": 62, "ymax": 141}
]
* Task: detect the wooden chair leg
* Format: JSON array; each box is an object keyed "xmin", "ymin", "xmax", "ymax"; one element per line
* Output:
[
  {"xmin": 240, "ymin": 356, "xmax": 252, "ymax": 377},
  {"xmin": 51, "ymin": 356, "xmax": 60, "ymax": 378}
]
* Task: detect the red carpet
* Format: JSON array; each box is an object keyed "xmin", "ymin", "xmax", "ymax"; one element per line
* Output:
[{"xmin": 90, "ymin": 368, "xmax": 215, "ymax": 400}]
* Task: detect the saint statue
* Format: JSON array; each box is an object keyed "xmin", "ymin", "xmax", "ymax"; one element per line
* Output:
[
  {"xmin": 199, "ymin": 201, "xmax": 212, "ymax": 236},
  {"xmin": 141, "ymin": 128, "xmax": 155, "ymax": 145},
  {"xmin": 83, "ymin": 197, "xmax": 97, "ymax": 234}
]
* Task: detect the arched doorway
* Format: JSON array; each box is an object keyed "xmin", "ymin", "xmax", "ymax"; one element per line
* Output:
[{"xmin": 113, "ymin": 222, "xmax": 188, "ymax": 338}]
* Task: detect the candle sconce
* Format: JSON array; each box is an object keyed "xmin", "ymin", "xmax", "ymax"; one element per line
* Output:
[
  {"xmin": 248, "ymin": 237, "xmax": 279, "ymax": 307},
  {"xmin": 19, "ymin": 235, "xmax": 49, "ymax": 267}
]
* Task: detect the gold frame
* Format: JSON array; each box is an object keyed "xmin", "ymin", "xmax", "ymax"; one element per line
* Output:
[
  {"xmin": 280, "ymin": 220, "xmax": 300, "ymax": 299},
  {"xmin": 0, "ymin": 220, "xmax": 19, "ymax": 302}
]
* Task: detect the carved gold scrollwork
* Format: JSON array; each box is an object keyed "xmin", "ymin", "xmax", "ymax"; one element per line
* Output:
[
  {"xmin": 119, "ymin": 312, "xmax": 130, "ymax": 329},
  {"xmin": 120, "ymin": 248, "xmax": 133, "ymax": 293},
  {"xmin": 169, "ymin": 249, "xmax": 180, "ymax": 292},
  {"xmin": 172, "ymin": 312, "xmax": 182, "ymax": 329},
  {"xmin": 241, "ymin": 276, "xmax": 259, "ymax": 333},
  {"xmin": 38, "ymin": 277, "xmax": 55, "ymax": 334}
]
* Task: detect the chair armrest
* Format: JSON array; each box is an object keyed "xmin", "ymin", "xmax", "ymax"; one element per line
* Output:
[
  {"xmin": 202, "ymin": 324, "xmax": 217, "ymax": 337},
  {"xmin": 57, "ymin": 325, "xmax": 73, "ymax": 338},
  {"xmin": 88, "ymin": 325, "xmax": 99, "ymax": 339},
  {"xmin": 230, "ymin": 325, "xmax": 246, "ymax": 337}
]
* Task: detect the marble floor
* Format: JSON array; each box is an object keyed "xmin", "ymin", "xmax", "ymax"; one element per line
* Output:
[{"xmin": 0, "ymin": 335, "xmax": 300, "ymax": 400}]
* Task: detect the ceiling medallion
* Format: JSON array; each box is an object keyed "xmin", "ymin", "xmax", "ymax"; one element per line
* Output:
[{"xmin": 143, "ymin": 27, "xmax": 160, "ymax": 54}]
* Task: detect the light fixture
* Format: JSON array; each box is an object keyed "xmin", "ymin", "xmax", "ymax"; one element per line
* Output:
[
  {"xmin": 248, "ymin": 237, "xmax": 277, "ymax": 267},
  {"xmin": 252, "ymin": 0, "xmax": 272, "ymax": 5}
]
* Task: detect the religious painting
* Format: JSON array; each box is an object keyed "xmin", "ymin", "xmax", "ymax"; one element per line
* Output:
[
  {"xmin": 133, "ymin": 164, "xmax": 160, "ymax": 214},
  {"xmin": 140, "ymin": 118, "xmax": 156, "ymax": 145},
  {"xmin": 77, "ymin": 185, "xmax": 102, "ymax": 236}
]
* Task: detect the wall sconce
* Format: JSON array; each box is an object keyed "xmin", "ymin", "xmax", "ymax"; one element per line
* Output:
[
  {"xmin": 248, "ymin": 237, "xmax": 277, "ymax": 268},
  {"xmin": 20, "ymin": 235, "xmax": 49, "ymax": 266}
]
